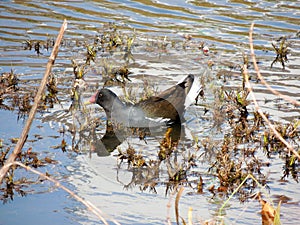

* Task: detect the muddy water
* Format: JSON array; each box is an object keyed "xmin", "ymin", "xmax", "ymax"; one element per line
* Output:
[{"xmin": 0, "ymin": 1, "xmax": 300, "ymax": 225}]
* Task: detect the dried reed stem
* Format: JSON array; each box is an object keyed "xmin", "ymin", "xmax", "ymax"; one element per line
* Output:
[
  {"xmin": 11, "ymin": 161, "xmax": 121, "ymax": 225},
  {"xmin": 249, "ymin": 23, "xmax": 300, "ymax": 107},
  {"xmin": 246, "ymin": 22, "xmax": 300, "ymax": 160},
  {"xmin": 175, "ymin": 187, "xmax": 184, "ymax": 225},
  {"xmin": 0, "ymin": 20, "xmax": 67, "ymax": 183}
]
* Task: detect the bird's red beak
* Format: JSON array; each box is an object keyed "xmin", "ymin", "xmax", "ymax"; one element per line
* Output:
[
  {"xmin": 85, "ymin": 91, "xmax": 98, "ymax": 105},
  {"xmin": 89, "ymin": 91, "xmax": 99, "ymax": 103}
]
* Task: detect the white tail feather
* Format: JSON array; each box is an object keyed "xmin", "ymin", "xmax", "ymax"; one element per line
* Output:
[{"xmin": 184, "ymin": 76, "xmax": 201, "ymax": 108}]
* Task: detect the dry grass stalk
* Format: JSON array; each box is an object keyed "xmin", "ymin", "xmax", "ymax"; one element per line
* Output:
[
  {"xmin": 10, "ymin": 161, "xmax": 120, "ymax": 225},
  {"xmin": 247, "ymin": 22, "xmax": 300, "ymax": 160},
  {"xmin": 0, "ymin": 20, "xmax": 68, "ymax": 184},
  {"xmin": 249, "ymin": 23, "xmax": 299, "ymax": 107},
  {"xmin": 175, "ymin": 187, "xmax": 185, "ymax": 225}
]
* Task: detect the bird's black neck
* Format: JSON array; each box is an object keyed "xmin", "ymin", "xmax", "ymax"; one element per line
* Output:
[{"xmin": 103, "ymin": 97, "xmax": 125, "ymax": 120}]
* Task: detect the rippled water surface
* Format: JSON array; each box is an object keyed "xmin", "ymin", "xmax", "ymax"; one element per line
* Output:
[{"xmin": 0, "ymin": 1, "xmax": 299, "ymax": 225}]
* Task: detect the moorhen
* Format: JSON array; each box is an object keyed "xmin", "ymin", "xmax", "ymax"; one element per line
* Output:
[{"xmin": 88, "ymin": 74, "xmax": 200, "ymax": 128}]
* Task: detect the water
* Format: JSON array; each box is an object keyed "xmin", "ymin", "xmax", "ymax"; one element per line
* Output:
[{"xmin": 0, "ymin": 1, "xmax": 299, "ymax": 224}]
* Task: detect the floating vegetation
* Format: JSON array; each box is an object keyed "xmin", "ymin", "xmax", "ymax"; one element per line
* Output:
[
  {"xmin": 0, "ymin": 69, "xmax": 19, "ymax": 91},
  {"xmin": 0, "ymin": 144, "xmax": 57, "ymax": 203},
  {"xmin": 85, "ymin": 44, "xmax": 97, "ymax": 65},
  {"xmin": 271, "ymin": 36, "xmax": 290, "ymax": 69},
  {"xmin": 102, "ymin": 61, "xmax": 132, "ymax": 87},
  {"xmin": 0, "ymin": 70, "xmax": 19, "ymax": 110},
  {"xmin": 24, "ymin": 36, "xmax": 55, "ymax": 55},
  {"xmin": 12, "ymin": 92, "xmax": 34, "ymax": 118},
  {"xmin": 118, "ymin": 145, "xmax": 147, "ymax": 168},
  {"xmin": 41, "ymin": 73, "xmax": 59, "ymax": 109}
]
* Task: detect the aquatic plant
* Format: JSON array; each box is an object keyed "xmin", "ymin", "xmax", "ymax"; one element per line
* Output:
[{"xmin": 271, "ymin": 36, "xmax": 289, "ymax": 69}]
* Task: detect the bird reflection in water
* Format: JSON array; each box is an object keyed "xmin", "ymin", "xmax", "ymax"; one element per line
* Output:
[{"xmin": 88, "ymin": 120, "xmax": 184, "ymax": 158}]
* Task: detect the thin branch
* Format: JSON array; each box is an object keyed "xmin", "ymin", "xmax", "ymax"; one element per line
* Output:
[
  {"xmin": 0, "ymin": 20, "xmax": 67, "ymax": 184},
  {"xmin": 166, "ymin": 189, "xmax": 176, "ymax": 225},
  {"xmin": 246, "ymin": 22, "xmax": 300, "ymax": 160},
  {"xmin": 175, "ymin": 187, "xmax": 184, "ymax": 225},
  {"xmin": 249, "ymin": 23, "xmax": 300, "ymax": 107},
  {"xmin": 11, "ymin": 161, "xmax": 120, "ymax": 225}
]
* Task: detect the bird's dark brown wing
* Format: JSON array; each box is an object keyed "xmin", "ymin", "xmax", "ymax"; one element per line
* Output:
[
  {"xmin": 137, "ymin": 75, "xmax": 195, "ymax": 121},
  {"xmin": 137, "ymin": 96, "xmax": 180, "ymax": 121}
]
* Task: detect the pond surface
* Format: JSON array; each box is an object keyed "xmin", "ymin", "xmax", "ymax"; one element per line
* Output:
[{"xmin": 0, "ymin": 1, "xmax": 300, "ymax": 225}]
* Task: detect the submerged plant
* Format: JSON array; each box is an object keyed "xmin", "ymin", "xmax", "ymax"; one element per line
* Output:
[
  {"xmin": 0, "ymin": 145, "xmax": 57, "ymax": 203},
  {"xmin": 42, "ymin": 73, "xmax": 59, "ymax": 109},
  {"xmin": 271, "ymin": 36, "xmax": 289, "ymax": 69},
  {"xmin": 24, "ymin": 37, "xmax": 55, "ymax": 55},
  {"xmin": 85, "ymin": 44, "xmax": 97, "ymax": 65}
]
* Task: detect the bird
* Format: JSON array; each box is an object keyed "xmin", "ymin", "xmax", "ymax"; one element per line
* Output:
[{"xmin": 88, "ymin": 74, "xmax": 201, "ymax": 128}]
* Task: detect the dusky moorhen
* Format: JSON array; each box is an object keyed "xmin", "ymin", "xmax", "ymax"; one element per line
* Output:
[{"xmin": 89, "ymin": 74, "xmax": 200, "ymax": 127}]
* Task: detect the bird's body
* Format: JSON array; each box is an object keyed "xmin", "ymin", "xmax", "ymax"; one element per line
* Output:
[{"xmin": 89, "ymin": 74, "xmax": 200, "ymax": 128}]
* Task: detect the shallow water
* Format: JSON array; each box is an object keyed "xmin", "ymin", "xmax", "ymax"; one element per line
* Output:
[{"xmin": 0, "ymin": 1, "xmax": 300, "ymax": 225}]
